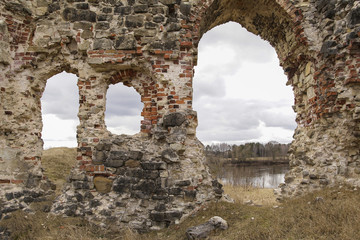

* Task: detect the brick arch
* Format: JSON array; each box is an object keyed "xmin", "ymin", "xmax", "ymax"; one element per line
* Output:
[
  {"xmin": 196, "ymin": 0, "xmax": 310, "ymax": 78},
  {"xmin": 106, "ymin": 69, "xmax": 156, "ymax": 134}
]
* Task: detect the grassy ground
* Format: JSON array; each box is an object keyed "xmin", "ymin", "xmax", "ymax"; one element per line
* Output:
[
  {"xmin": 41, "ymin": 147, "xmax": 77, "ymax": 194},
  {"xmin": 142, "ymin": 186, "xmax": 360, "ymax": 240},
  {"xmin": 1, "ymin": 148, "xmax": 360, "ymax": 239},
  {"xmin": 222, "ymin": 184, "xmax": 277, "ymax": 206}
]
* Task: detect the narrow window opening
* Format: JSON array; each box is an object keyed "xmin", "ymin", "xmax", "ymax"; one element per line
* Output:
[
  {"xmin": 105, "ymin": 83, "xmax": 143, "ymax": 135},
  {"xmin": 194, "ymin": 22, "xmax": 296, "ymax": 196},
  {"xmin": 41, "ymin": 71, "xmax": 79, "ymax": 149},
  {"xmin": 41, "ymin": 71, "xmax": 79, "ymax": 192}
]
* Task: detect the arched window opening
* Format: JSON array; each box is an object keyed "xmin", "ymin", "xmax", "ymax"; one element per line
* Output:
[
  {"xmin": 41, "ymin": 71, "xmax": 79, "ymax": 149},
  {"xmin": 194, "ymin": 22, "xmax": 296, "ymax": 192},
  {"xmin": 105, "ymin": 83, "xmax": 143, "ymax": 135}
]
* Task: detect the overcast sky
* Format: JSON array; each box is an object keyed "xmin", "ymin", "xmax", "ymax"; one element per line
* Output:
[{"xmin": 41, "ymin": 22, "xmax": 296, "ymax": 149}]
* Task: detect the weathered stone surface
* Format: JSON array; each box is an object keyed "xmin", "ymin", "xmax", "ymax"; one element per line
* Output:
[
  {"xmin": 93, "ymin": 38, "xmax": 113, "ymax": 50},
  {"xmin": 125, "ymin": 15, "xmax": 144, "ymax": 28},
  {"xmin": 112, "ymin": 177, "xmax": 133, "ymax": 193},
  {"xmin": 4, "ymin": 2, "xmax": 31, "ymax": 16},
  {"xmin": 161, "ymin": 149, "xmax": 179, "ymax": 163},
  {"xmin": 180, "ymin": 3, "xmax": 191, "ymax": 16},
  {"xmin": 73, "ymin": 22, "xmax": 92, "ymax": 30},
  {"xmin": 63, "ymin": 8, "xmax": 97, "ymax": 22},
  {"xmin": 105, "ymin": 158, "xmax": 124, "ymax": 168},
  {"xmin": 159, "ymin": 0, "xmax": 176, "ymax": 5},
  {"xmin": 76, "ymin": 3, "xmax": 89, "ymax": 10},
  {"xmin": 186, "ymin": 216, "xmax": 228, "ymax": 239},
  {"xmin": 320, "ymin": 40, "xmax": 338, "ymax": 56},
  {"xmin": 93, "ymin": 176, "xmax": 113, "ymax": 193},
  {"xmin": 348, "ymin": 8, "xmax": 360, "ymax": 26},
  {"xmin": 125, "ymin": 160, "xmax": 141, "ymax": 168},
  {"xmin": 141, "ymin": 161, "xmax": 166, "ymax": 170},
  {"xmin": 134, "ymin": 4, "xmax": 148, "ymax": 13},
  {"xmin": 48, "ymin": 3, "xmax": 61, "ymax": 13},
  {"xmin": 114, "ymin": 6, "xmax": 131, "ymax": 15},
  {"xmin": 163, "ymin": 112, "xmax": 186, "ymax": 128},
  {"xmin": 150, "ymin": 210, "xmax": 182, "ymax": 222},
  {"xmin": 115, "ymin": 34, "xmax": 136, "ymax": 50},
  {"xmin": 0, "ymin": 41, "xmax": 11, "ymax": 65},
  {"xmin": 95, "ymin": 22, "xmax": 110, "ymax": 30}
]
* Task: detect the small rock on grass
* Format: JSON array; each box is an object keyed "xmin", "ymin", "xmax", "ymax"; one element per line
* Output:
[{"xmin": 186, "ymin": 216, "xmax": 228, "ymax": 239}]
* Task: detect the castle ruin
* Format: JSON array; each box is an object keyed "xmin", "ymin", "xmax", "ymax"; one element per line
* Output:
[{"xmin": 0, "ymin": 0, "xmax": 359, "ymax": 231}]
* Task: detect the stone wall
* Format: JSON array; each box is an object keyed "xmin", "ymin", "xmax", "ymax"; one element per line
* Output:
[{"xmin": 0, "ymin": 0, "xmax": 359, "ymax": 231}]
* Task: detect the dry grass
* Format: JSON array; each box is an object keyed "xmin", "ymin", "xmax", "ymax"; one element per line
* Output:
[
  {"xmin": 223, "ymin": 184, "xmax": 277, "ymax": 206},
  {"xmin": 4, "ymin": 186, "xmax": 360, "ymax": 240},
  {"xmin": 0, "ymin": 200, "xmax": 140, "ymax": 240},
  {"xmin": 2, "ymin": 184, "xmax": 360, "ymax": 240},
  {"xmin": 2, "ymin": 148, "xmax": 360, "ymax": 239},
  {"xmin": 41, "ymin": 147, "xmax": 77, "ymax": 193},
  {"xmin": 141, "ymin": 186, "xmax": 360, "ymax": 240}
]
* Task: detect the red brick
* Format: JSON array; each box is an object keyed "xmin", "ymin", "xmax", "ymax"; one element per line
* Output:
[
  {"xmin": 0, "ymin": 179, "xmax": 11, "ymax": 184},
  {"xmin": 11, "ymin": 179, "xmax": 24, "ymax": 184},
  {"xmin": 141, "ymin": 97, "xmax": 151, "ymax": 102},
  {"xmin": 86, "ymin": 165, "xmax": 95, "ymax": 172}
]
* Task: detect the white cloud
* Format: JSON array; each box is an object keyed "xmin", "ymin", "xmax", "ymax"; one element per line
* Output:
[
  {"xmin": 42, "ymin": 72, "xmax": 79, "ymax": 119},
  {"xmin": 194, "ymin": 21, "xmax": 296, "ymax": 144},
  {"xmin": 41, "ymin": 72, "xmax": 79, "ymax": 148},
  {"xmin": 105, "ymin": 83, "xmax": 143, "ymax": 135},
  {"xmin": 105, "ymin": 83, "xmax": 143, "ymax": 117},
  {"xmin": 200, "ymin": 22, "xmax": 274, "ymax": 64},
  {"xmin": 42, "ymin": 114, "xmax": 78, "ymax": 149},
  {"xmin": 106, "ymin": 115, "xmax": 142, "ymax": 135}
]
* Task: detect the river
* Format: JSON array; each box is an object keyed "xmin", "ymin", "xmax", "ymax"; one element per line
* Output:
[{"xmin": 217, "ymin": 164, "xmax": 289, "ymax": 188}]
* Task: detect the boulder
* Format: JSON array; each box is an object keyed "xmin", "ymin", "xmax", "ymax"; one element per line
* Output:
[{"xmin": 186, "ymin": 216, "xmax": 228, "ymax": 239}]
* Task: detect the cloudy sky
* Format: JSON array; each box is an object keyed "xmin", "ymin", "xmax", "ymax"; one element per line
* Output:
[{"xmin": 41, "ymin": 22, "xmax": 296, "ymax": 149}]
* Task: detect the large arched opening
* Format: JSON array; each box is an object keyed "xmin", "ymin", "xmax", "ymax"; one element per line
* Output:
[
  {"xmin": 194, "ymin": 21, "xmax": 296, "ymax": 200},
  {"xmin": 194, "ymin": 0, "xmax": 310, "ymax": 198}
]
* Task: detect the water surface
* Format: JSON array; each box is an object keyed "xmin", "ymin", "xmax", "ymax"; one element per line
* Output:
[{"xmin": 217, "ymin": 164, "xmax": 289, "ymax": 188}]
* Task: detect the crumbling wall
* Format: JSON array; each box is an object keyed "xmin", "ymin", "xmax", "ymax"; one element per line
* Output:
[{"xmin": 0, "ymin": 0, "xmax": 359, "ymax": 231}]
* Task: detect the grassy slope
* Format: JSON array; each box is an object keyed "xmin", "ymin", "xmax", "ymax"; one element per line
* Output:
[
  {"xmin": 41, "ymin": 147, "xmax": 77, "ymax": 193},
  {"xmin": 1, "ymin": 148, "xmax": 360, "ymax": 239}
]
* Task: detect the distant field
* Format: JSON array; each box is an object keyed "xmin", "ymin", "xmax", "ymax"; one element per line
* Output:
[{"xmin": 41, "ymin": 147, "xmax": 77, "ymax": 193}]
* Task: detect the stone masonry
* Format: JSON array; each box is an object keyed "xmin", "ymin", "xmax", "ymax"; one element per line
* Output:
[{"xmin": 0, "ymin": 0, "xmax": 359, "ymax": 232}]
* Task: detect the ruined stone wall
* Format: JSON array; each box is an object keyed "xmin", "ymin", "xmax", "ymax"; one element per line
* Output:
[{"xmin": 0, "ymin": 0, "xmax": 359, "ymax": 231}]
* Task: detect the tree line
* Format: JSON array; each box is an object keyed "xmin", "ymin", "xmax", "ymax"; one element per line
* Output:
[{"xmin": 204, "ymin": 141, "xmax": 290, "ymax": 161}]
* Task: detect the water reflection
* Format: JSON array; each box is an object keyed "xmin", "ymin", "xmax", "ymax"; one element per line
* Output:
[{"xmin": 217, "ymin": 164, "xmax": 289, "ymax": 188}]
